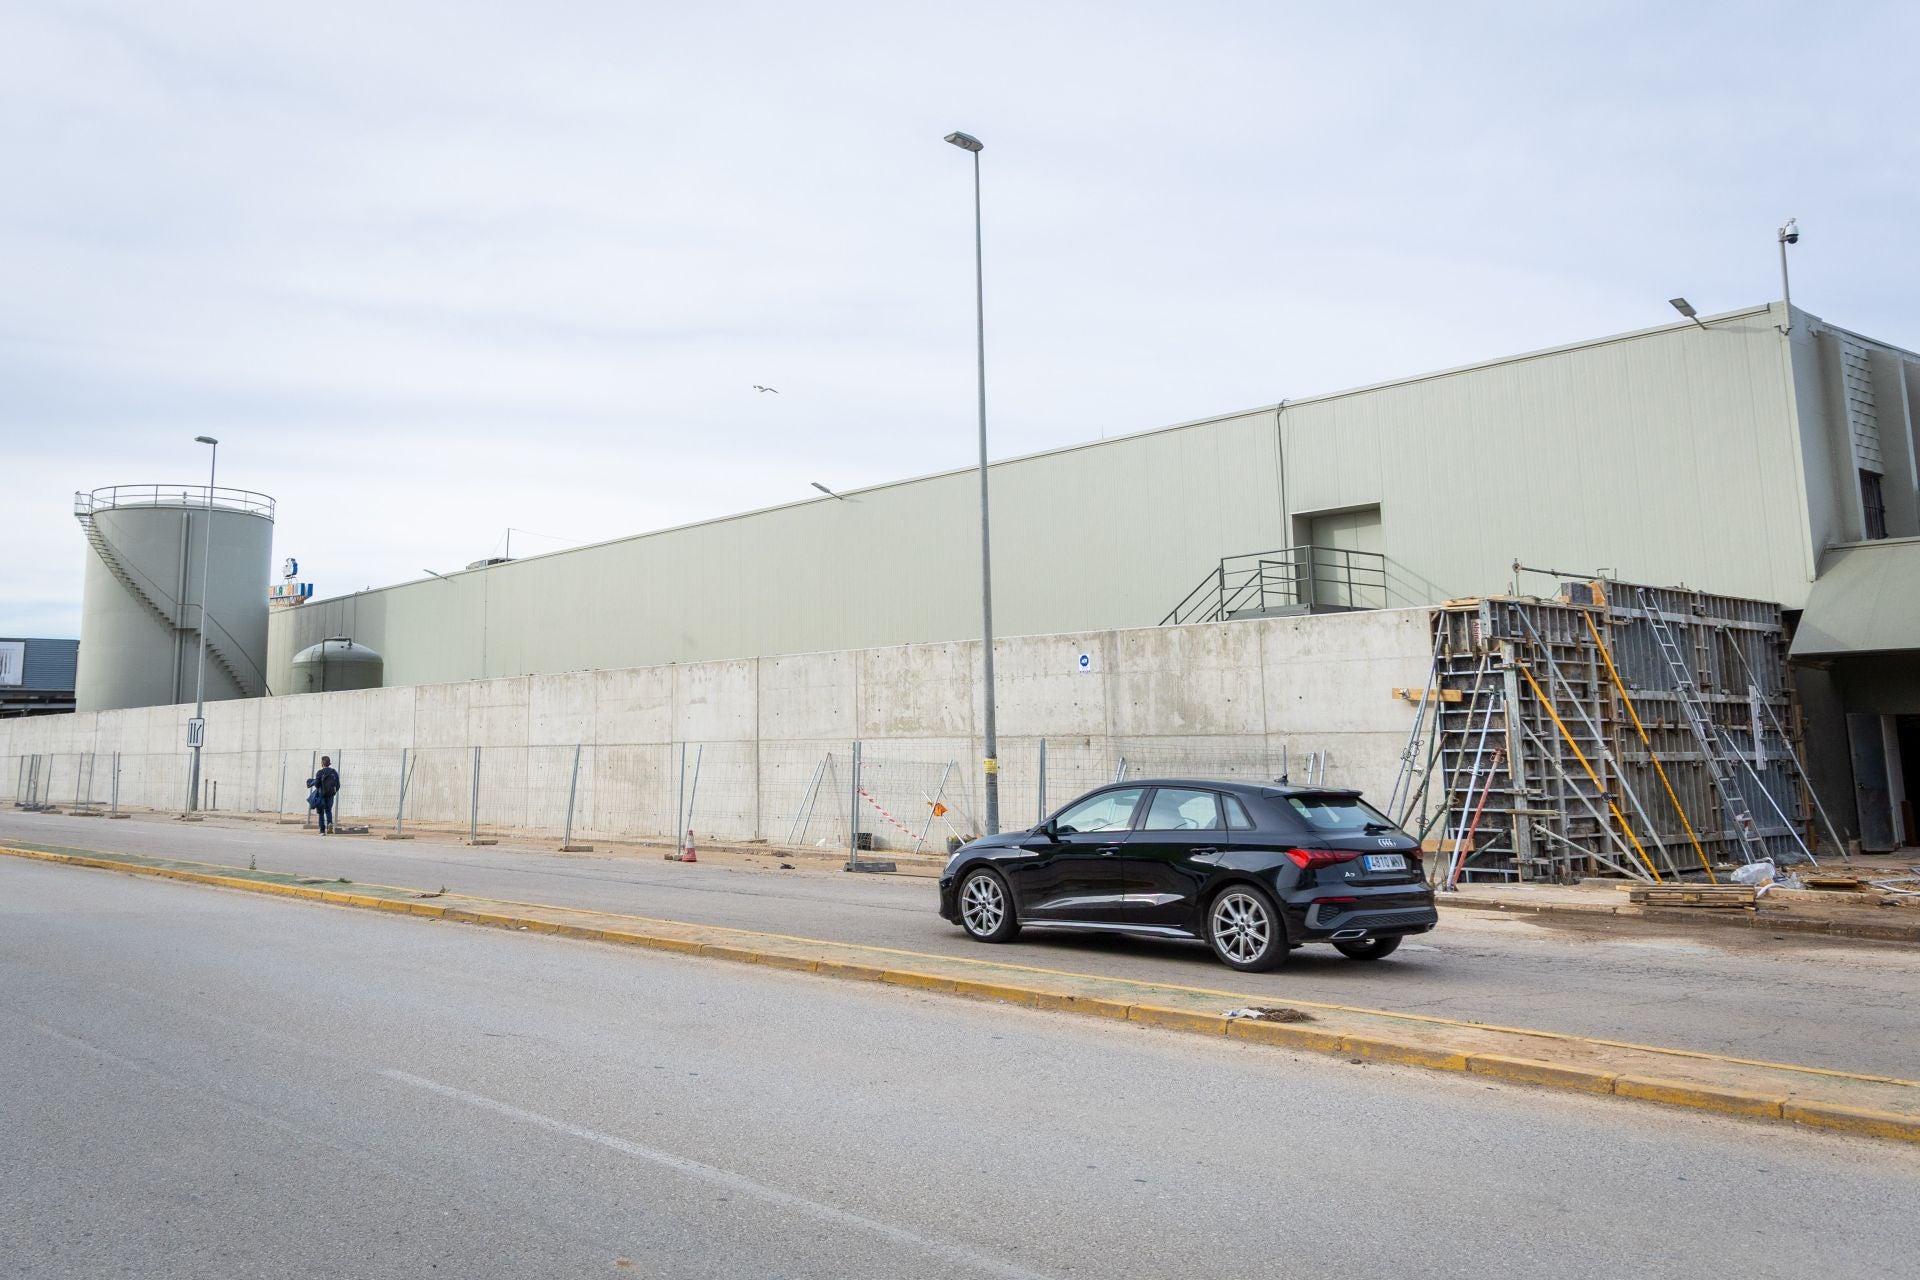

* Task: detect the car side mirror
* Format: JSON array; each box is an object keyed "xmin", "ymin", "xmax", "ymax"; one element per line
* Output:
[{"xmin": 1036, "ymin": 818, "xmax": 1061, "ymax": 841}]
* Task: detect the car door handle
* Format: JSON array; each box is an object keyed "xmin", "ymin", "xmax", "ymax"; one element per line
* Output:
[
  {"xmin": 1097, "ymin": 844, "xmax": 1122, "ymax": 856},
  {"xmin": 1189, "ymin": 847, "xmax": 1218, "ymax": 856}
]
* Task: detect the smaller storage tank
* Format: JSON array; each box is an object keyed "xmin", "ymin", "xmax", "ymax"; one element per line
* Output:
[{"xmin": 290, "ymin": 638, "xmax": 384, "ymax": 694}]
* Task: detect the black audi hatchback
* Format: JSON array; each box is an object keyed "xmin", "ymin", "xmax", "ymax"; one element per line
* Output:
[{"xmin": 937, "ymin": 779, "xmax": 1436, "ymax": 972}]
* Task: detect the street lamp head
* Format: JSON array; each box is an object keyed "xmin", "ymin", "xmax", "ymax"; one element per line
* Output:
[
  {"xmin": 944, "ymin": 131, "xmax": 983, "ymax": 153},
  {"xmin": 195, "ymin": 435, "xmax": 218, "ymax": 445},
  {"xmin": 1778, "ymin": 217, "xmax": 1799, "ymax": 245}
]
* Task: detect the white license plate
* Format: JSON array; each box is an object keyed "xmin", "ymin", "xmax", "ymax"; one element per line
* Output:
[{"xmin": 1364, "ymin": 854, "xmax": 1407, "ymax": 872}]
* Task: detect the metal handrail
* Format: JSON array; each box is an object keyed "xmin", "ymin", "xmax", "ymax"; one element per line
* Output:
[
  {"xmin": 1161, "ymin": 545, "xmax": 1388, "ymax": 625},
  {"xmin": 75, "ymin": 485, "xmax": 276, "ymax": 521}
]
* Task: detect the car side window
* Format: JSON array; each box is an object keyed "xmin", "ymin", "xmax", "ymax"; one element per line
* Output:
[
  {"xmin": 1055, "ymin": 787, "xmax": 1144, "ymax": 834},
  {"xmin": 1223, "ymin": 795, "xmax": 1255, "ymax": 830},
  {"xmin": 1140, "ymin": 787, "xmax": 1223, "ymax": 831}
]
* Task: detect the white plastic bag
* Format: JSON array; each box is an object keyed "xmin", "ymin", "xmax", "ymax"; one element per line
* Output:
[{"xmin": 1729, "ymin": 859, "xmax": 1775, "ymax": 886}]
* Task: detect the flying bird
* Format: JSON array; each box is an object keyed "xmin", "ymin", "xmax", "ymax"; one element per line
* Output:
[{"xmin": 753, "ymin": 385, "xmax": 779, "ymax": 394}]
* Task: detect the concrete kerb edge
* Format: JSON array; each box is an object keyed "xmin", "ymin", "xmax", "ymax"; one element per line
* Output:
[
  {"xmin": 8, "ymin": 843, "xmax": 1920, "ymax": 1147},
  {"xmin": 1439, "ymin": 895, "xmax": 1920, "ymax": 945}
]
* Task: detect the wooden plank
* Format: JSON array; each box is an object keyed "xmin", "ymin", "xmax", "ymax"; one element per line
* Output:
[
  {"xmin": 1393, "ymin": 687, "xmax": 1463, "ymax": 704},
  {"xmin": 1628, "ymin": 886, "xmax": 1757, "ymax": 909},
  {"xmin": 1803, "ymin": 876, "xmax": 1866, "ymax": 891}
]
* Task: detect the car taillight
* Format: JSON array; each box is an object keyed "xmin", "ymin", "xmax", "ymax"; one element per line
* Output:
[{"xmin": 1284, "ymin": 848, "xmax": 1364, "ymax": 870}]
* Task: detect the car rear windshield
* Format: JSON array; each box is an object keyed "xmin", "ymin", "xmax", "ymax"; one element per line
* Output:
[{"xmin": 1283, "ymin": 793, "xmax": 1397, "ymax": 832}]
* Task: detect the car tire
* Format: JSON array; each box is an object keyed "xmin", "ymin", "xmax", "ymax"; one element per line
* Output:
[
  {"xmin": 1206, "ymin": 885, "xmax": 1287, "ymax": 972},
  {"xmin": 956, "ymin": 868, "xmax": 1019, "ymax": 943},
  {"xmin": 1333, "ymin": 936, "xmax": 1402, "ymax": 961}
]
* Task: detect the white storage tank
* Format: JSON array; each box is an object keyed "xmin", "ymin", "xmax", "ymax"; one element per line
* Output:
[
  {"xmin": 290, "ymin": 638, "xmax": 384, "ymax": 694},
  {"xmin": 72, "ymin": 484, "xmax": 275, "ymax": 712}
]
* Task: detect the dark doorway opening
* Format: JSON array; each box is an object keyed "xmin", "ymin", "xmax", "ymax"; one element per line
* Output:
[{"xmin": 1898, "ymin": 715, "xmax": 1920, "ymax": 849}]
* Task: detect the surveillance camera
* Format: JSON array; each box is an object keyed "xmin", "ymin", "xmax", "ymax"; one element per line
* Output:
[{"xmin": 1780, "ymin": 218, "xmax": 1799, "ymax": 245}]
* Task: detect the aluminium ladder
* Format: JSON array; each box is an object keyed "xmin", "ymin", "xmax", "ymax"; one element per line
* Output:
[{"xmin": 1634, "ymin": 588, "xmax": 1770, "ymax": 865}]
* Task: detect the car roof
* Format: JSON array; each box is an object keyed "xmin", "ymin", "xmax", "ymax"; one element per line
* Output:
[{"xmin": 1109, "ymin": 777, "xmax": 1364, "ymax": 801}]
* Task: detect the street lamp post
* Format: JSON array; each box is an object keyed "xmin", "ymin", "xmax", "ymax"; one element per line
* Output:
[
  {"xmin": 186, "ymin": 435, "xmax": 218, "ymax": 812},
  {"xmin": 945, "ymin": 128, "xmax": 1000, "ymax": 835}
]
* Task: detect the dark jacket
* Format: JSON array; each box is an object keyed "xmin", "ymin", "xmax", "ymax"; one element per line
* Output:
[{"xmin": 314, "ymin": 766, "xmax": 341, "ymax": 798}]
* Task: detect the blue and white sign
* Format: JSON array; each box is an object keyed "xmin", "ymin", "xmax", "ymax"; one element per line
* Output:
[
  {"xmin": 282, "ymin": 557, "xmax": 299, "ymax": 579},
  {"xmin": 1076, "ymin": 652, "xmax": 1095, "ymax": 673}
]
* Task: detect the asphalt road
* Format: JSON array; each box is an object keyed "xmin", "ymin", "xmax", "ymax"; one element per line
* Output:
[
  {"xmin": 4, "ymin": 856, "xmax": 1915, "ymax": 1279},
  {"xmin": 6, "ymin": 810, "xmax": 1920, "ymax": 1079}
]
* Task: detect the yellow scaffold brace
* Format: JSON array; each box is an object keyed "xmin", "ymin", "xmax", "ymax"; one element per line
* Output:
[
  {"xmin": 1517, "ymin": 663, "xmax": 1663, "ymax": 883},
  {"xmin": 1581, "ymin": 611, "xmax": 1717, "ymax": 883}
]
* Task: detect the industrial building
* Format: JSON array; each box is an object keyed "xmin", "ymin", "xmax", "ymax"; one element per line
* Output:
[
  {"xmin": 264, "ymin": 301, "xmax": 1917, "ymax": 681},
  {"xmin": 0, "ymin": 638, "xmax": 78, "ymax": 718},
  {"xmin": 14, "ymin": 299, "xmax": 1919, "ymax": 855}
]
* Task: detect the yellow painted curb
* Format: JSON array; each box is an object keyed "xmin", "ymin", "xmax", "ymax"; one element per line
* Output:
[
  {"xmin": 699, "ymin": 943, "xmax": 770, "ymax": 965},
  {"xmin": 882, "ymin": 970, "xmax": 959, "ymax": 994},
  {"xmin": 1127, "ymin": 1004, "xmax": 1228, "ymax": 1035},
  {"xmin": 950, "ymin": 978, "xmax": 1039, "ymax": 1007},
  {"xmin": 750, "ymin": 952, "xmax": 821, "ymax": 974},
  {"xmin": 1468, "ymin": 1054, "xmax": 1618, "ymax": 1094},
  {"xmin": 1341, "ymin": 1034, "xmax": 1471, "ymax": 1072},
  {"xmin": 1225, "ymin": 1019, "xmax": 1345, "ymax": 1053},
  {"xmin": 1614, "ymin": 1075, "xmax": 1784, "ymax": 1120},
  {"xmin": 814, "ymin": 959, "xmax": 887, "ymax": 982},
  {"xmin": 1783, "ymin": 1100, "xmax": 1920, "ymax": 1143},
  {"xmin": 1029, "ymin": 992, "xmax": 1131, "ymax": 1020}
]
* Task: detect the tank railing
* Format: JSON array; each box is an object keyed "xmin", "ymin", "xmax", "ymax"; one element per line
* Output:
[{"xmin": 75, "ymin": 485, "xmax": 276, "ymax": 521}]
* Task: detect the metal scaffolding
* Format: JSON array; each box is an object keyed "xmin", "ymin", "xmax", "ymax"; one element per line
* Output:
[{"xmin": 1415, "ymin": 579, "xmax": 1824, "ymax": 885}]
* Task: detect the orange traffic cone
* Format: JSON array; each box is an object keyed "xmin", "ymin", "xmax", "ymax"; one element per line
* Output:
[{"xmin": 680, "ymin": 829, "xmax": 698, "ymax": 862}]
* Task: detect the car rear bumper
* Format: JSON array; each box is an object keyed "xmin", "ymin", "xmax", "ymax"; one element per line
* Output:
[{"xmin": 1285, "ymin": 893, "xmax": 1438, "ymax": 941}]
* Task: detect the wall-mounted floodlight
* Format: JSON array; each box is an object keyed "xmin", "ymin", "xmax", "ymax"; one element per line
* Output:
[
  {"xmin": 423, "ymin": 568, "xmax": 447, "ymax": 579},
  {"xmin": 1669, "ymin": 297, "xmax": 1706, "ymax": 329},
  {"xmin": 811, "ymin": 482, "xmax": 845, "ymax": 500}
]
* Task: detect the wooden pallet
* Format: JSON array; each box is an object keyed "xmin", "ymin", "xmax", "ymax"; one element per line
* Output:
[{"xmin": 1629, "ymin": 885, "xmax": 1758, "ymax": 909}]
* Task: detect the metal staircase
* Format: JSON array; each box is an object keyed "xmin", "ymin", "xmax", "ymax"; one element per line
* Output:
[
  {"xmin": 74, "ymin": 497, "xmax": 260, "ymax": 698},
  {"xmin": 1162, "ymin": 545, "xmax": 1387, "ymax": 625}
]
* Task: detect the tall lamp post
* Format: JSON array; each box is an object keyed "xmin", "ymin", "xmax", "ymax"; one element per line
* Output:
[
  {"xmin": 945, "ymin": 128, "xmax": 1000, "ymax": 835},
  {"xmin": 186, "ymin": 435, "xmax": 218, "ymax": 812},
  {"xmin": 1776, "ymin": 218, "xmax": 1799, "ymax": 335}
]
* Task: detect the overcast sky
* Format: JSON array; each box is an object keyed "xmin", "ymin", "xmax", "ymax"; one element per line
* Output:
[{"xmin": 4, "ymin": 1, "xmax": 1915, "ymax": 637}]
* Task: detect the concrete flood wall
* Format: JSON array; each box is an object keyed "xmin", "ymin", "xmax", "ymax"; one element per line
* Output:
[{"xmin": 2, "ymin": 609, "xmax": 1433, "ymax": 847}]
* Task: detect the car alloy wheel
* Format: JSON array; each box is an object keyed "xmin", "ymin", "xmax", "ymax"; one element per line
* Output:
[
  {"xmin": 1208, "ymin": 887, "xmax": 1285, "ymax": 971},
  {"xmin": 958, "ymin": 869, "xmax": 1018, "ymax": 942}
]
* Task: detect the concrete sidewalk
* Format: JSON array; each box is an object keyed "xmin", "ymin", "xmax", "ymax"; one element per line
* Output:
[{"xmin": 8, "ymin": 839, "xmax": 1920, "ymax": 1147}]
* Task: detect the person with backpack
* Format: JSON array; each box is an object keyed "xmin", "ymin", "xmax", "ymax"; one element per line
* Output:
[{"xmin": 307, "ymin": 757, "xmax": 341, "ymax": 834}]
